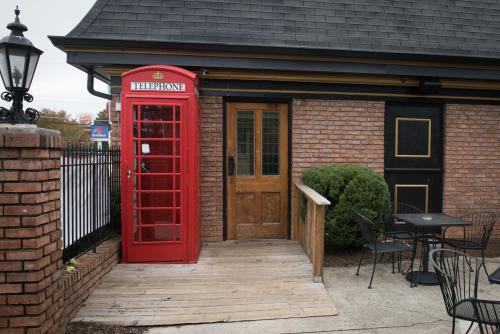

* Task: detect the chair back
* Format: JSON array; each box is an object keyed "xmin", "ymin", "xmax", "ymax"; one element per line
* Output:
[
  {"xmin": 393, "ymin": 202, "xmax": 423, "ymax": 214},
  {"xmin": 386, "ymin": 202, "xmax": 422, "ymax": 233},
  {"xmin": 353, "ymin": 212, "xmax": 377, "ymax": 245},
  {"xmin": 460, "ymin": 211, "xmax": 497, "ymax": 246},
  {"xmin": 430, "ymin": 249, "xmax": 482, "ymax": 318}
]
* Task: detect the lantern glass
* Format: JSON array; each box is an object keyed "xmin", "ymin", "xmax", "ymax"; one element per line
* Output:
[
  {"xmin": 25, "ymin": 50, "xmax": 39, "ymax": 90},
  {"xmin": 0, "ymin": 47, "xmax": 8, "ymax": 89},
  {"xmin": 8, "ymin": 47, "xmax": 28, "ymax": 89}
]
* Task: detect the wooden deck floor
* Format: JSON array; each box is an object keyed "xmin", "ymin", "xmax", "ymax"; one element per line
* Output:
[{"xmin": 73, "ymin": 239, "xmax": 338, "ymax": 327}]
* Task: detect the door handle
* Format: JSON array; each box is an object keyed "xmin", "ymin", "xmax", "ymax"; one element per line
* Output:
[
  {"xmin": 228, "ymin": 156, "xmax": 235, "ymax": 176},
  {"xmin": 127, "ymin": 169, "xmax": 131, "ymax": 179}
]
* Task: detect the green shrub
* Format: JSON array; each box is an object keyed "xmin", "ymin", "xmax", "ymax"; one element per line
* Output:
[{"xmin": 302, "ymin": 164, "xmax": 391, "ymax": 249}]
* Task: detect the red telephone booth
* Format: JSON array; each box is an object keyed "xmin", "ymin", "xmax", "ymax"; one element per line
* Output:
[{"xmin": 120, "ymin": 65, "xmax": 200, "ymax": 263}]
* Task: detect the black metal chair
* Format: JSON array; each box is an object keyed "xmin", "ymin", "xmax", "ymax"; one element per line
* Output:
[
  {"xmin": 384, "ymin": 202, "xmax": 421, "ymax": 273},
  {"xmin": 430, "ymin": 249, "xmax": 500, "ymax": 334},
  {"xmin": 442, "ymin": 211, "xmax": 497, "ymax": 277},
  {"xmin": 384, "ymin": 202, "xmax": 443, "ymax": 275},
  {"xmin": 354, "ymin": 212, "xmax": 413, "ymax": 289}
]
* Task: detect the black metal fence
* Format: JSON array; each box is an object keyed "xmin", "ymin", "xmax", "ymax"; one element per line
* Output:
[{"xmin": 61, "ymin": 144, "xmax": 121, "ymax": 262}]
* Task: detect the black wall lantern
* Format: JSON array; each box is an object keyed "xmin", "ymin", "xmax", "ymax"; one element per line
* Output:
[{"xmin": 0, "ymin": 7, "xmax": 43, "ymax": 124}]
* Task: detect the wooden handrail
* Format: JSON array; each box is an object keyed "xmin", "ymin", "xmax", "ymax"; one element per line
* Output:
[
  {"xmin": 294, "ymin": 182, "xmax": 331, "ymax": 206},
  {"xmin": 291, "ymin": 181, "xmax": 331, "ymax": 283}
]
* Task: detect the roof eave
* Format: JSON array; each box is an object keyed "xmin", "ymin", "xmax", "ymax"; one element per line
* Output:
[{"xmin": 48, "ymin": 35, "xmax": 500, "ymax": 67}]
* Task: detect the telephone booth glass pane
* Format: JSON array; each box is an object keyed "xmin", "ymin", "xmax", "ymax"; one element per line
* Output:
[{"xmin": 133, "ymin": 104, "xmax": 182, "ymax": 243}]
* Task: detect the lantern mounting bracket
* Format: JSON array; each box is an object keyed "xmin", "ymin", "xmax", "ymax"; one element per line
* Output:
[{"xmin": 0, "ymin": 90, "xmax": 39, "ymax": 124}]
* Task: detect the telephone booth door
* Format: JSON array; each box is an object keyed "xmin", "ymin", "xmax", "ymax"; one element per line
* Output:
[{"xmin": 120, "ymin": 66, "xmax": 200, "ymax": 263}]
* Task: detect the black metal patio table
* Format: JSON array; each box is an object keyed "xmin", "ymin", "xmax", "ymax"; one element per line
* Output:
[
  {"xmin": 392, "ymin": 213, "xmax": 472, "ymax": 286},
  {"xmin": 490, "ymin": 267, "xmax": 500, "ymax": 284}
]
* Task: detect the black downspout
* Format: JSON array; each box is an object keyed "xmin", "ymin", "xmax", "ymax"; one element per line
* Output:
[{"xmin": 87, "ymin": 71, "xmax": 112, "ymax": 100}]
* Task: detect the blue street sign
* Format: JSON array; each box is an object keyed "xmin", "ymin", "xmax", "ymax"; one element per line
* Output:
[{"xmin": 90, "ymin": 125, "xmax": 109, "ymax": 139}]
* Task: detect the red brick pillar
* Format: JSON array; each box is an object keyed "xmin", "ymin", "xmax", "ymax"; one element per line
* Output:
[{"xmin": 0, "ymin": 125, "xmax": 64, "ymax": 334}]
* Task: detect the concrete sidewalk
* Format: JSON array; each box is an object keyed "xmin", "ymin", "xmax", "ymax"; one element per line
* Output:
[{"xmin": 146, "ymin": 258, "xmax": 500, "ymax": 334}]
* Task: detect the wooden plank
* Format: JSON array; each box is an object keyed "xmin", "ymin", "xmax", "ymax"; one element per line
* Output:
[
  {"xmin": 75, "ymin": 306, "xmax": 337, "ymax": 326},
  {"xmin": 72, "ymin": 239, "xmax": 338, "ymax": 327},
  {"xmin": 291, "ymin": 185, "xmax": 299, "ymax": 241}
]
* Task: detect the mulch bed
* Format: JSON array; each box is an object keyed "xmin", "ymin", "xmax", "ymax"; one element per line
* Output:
[{"xmin": 64, "ymin": 323, "xmax": 148, "ymax": 334}]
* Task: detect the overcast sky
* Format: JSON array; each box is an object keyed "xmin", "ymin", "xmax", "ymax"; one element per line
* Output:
[{"xmin": 0, "ymin": 0, "xmax": 108, "ymax": 119}]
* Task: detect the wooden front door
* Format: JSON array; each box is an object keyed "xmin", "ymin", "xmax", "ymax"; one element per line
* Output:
[
  {"xmin": 226, "ymin": 103, "xmax": 289, "ymax": 240},
  {"xmin": 384, "ymin": 103, "xmax": 443, "ymax": 213}
]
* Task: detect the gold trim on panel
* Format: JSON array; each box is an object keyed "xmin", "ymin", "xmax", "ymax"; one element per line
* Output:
[
  {"xmin": 394, "ymin": 184, "xmax": 429, "ymax": 213},
  {"xmin": 395, "ymin": 118, "xmax": 432, "ymax": 158}
]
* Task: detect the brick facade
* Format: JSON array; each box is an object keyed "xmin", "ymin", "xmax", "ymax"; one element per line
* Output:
[
  {"xmin": 0, "ymin": 126, "xmax": 64, "ymax": 334},
  {"xmin": 107, "ymin": 95, "xmax": 500, "ymax": 243},
  {"xmin": 109, "ymin": 95, "xmax": 120, "ymax": 146},
  {"xmin": 198, "ymin": 97, "xmax": 224, "ymax": 241},
  {"xmin": 444, "ymin": 104, "xmax": 500, "ymax": 239},
  {"xmin": 292, "ymin": 99, "xmax": 385, "ymax": 179}
]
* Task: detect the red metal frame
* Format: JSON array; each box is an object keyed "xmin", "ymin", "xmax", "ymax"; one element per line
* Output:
[{"xmin": 121, "ymin": 65, "xmax": 200, "ymax": 263}]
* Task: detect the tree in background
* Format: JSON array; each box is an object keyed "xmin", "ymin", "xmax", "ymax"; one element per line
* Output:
[
  {"xmin": 37, "ymin": 108, "xmax": 90, "ymax": 144},
  {"xmin": 94, "ymin": 108, "xmax": 109, "ymax": 125}
]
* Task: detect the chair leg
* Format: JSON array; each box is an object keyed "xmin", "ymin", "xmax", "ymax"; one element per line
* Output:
[
  {"xmin": 392, "ymin": 252, "xmax": 395, "ymax": 274},
  {"xmin": 482, "ymin": 248, "xmax": 490, "ymax": 279},
  {"xmin": 452, "ymin": 316, "xmax": 456, "ymax": 334},
  {"xmin": 356, "ymin": 252, "xmax": 364, "ymax": 276},
  {"xmin": 368, "ymin": 253, "xmax": 377, "ymax": 289},
  {"xmin": 464, "ymin": 321, "xmax": 475, "ymax": 334}
]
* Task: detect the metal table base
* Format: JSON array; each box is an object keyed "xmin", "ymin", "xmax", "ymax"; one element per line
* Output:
[{"xmin": 489, "ymin": 267, "xmax": 500, "ymax": 284}]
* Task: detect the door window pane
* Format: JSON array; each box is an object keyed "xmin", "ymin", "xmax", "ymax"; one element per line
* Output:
[
  {"xmin": 140, "ymin": 192, "xmax": 174, "ymax": 208},
  {"xmin": 262, "ymin": 111, "xmax": 280, "ymax": 175},
  {"xmin": 141, "ymin": 105, "xmax": 173, "ymax": 121},
  {"xmin": 140, "ymin": 175, "xmax": 173, "ymax": 190},
  {"xmin": 139, "ymin": 140, "xmax": 173, "ymax": 156},
  {"xmin": 141, "ymin": 226, "xmax": 175, "ymax": 242},
  {"xmin": 141, "ymin": 209, "xmax": 174, "ymax": 225},
  {"xmin": 237, "ymin": 111, "xmax": 254, "ymax": 176},
  {"xmin": 141, "ymin": 157, "xmax": 175, "ymax": 173},
  {"xmin": 141, "ymin": 123, "xmax": 174, "ymax": 138}
]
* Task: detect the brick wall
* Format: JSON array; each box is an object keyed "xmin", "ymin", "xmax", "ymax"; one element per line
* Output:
[
  {"xmin": 110, "ymin": 94, "xmax": 120, "ymax": 146},
  {"xmin": 0, "ymin": 126, "xmax": 64, "ymax": 334},
  {"xmin": 199, "ymin": 96, "xmax": 224, "ymax": 241},
  {"xmin": 61, "ymin": 238, "xmax": 120, "ymax": 325},
  {"xmin": 292, "ymin": 99, "xmax": 385, "ymax": 180},
  {"xmin": 444, "ymin": 104, "xmax": 500, "ymax": 239}
]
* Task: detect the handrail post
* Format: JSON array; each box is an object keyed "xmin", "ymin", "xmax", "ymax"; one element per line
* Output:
[
  {"xmin": 291, "ymin": 184, "xmax": 299, "ymax": 241},
  {"xmin": 312, "ymin": 205, "xmax": 325, "ymax": 283}
]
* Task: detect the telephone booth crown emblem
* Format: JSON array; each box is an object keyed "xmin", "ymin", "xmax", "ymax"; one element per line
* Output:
[{"xmin": 152, "ymin": 71, "xmax": 164, "ymax": 80}]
